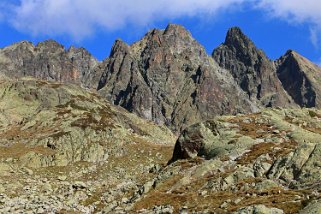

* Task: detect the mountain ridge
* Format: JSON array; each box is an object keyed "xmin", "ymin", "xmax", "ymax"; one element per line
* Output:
[{"xmin": 1, "ymin": 24, "xmax": 320, "ymax": 131}]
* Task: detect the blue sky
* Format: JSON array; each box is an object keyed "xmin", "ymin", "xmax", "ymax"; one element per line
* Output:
[{"xmin": 0, "ymin": 0, "xmax": 321, "ymax": 65}]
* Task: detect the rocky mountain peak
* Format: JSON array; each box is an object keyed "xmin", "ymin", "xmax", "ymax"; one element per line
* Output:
[
  {"xmin": 67, "ymin": 46, "xmax": 86, "ymax": 54},
  {"xmin": 97, "ymin": 24, "xmax": 256, "ymax": 131},
  {"xmin": 222, "ymin": 27, "xmax": 267, "ymax": 67},
  {"xmin": 164, "ymin": 24, "xmax": 192, "ymax": 38},
  {"xmin": 110, "ymin": 39, "xmax": 130, "ymax": 58},
  {"xmin": 284, "ymin": 49, "xmax": 295, "ymax": 56},
  {"xmin": 281, "ymin": 49, "xmax": 318, "ymax": 69},
  {"xmin": 129, "ymin": 24, "xmax": 197, "ymax": 57},
  {"xmin": 0, "ymin": 41, "xmax": 34, "ymax": 58},
  {"xmin": 282, "ymin": 49, "xmax": 306, "ymax": 62},
  {"xmin": 225, "ymin": 27, "xmax": 252, "ymax": 49},
  {"xmin": 0, "ymin": 40, "xmax": 35, "ymax": 59},
  {"xmin": 213, "ymin": 27, "xmax": 294, "ymax": 107},
  {"xmin": 35, "ymin": 39, "xmax": 64, "ymax": 53},
  {"xmin": 9, "ymin": 40, "xmax": 34, "ymax": 49},
  {"xmin": 276, "ymin": 50, "xmax": 321, "ymax": 107}
]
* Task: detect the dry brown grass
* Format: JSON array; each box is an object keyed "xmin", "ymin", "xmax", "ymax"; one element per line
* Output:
[
  {"xmin": 133, "ymin": 170, "xmax": 311, "ymax": 214},
  {"xmin": 0, "ymin": 122, "xmax": 60, "ymax": 141},
  {"xmin": 132, "ymin": 174, "xmax": 185, "ymax": 212},
  {"xmin": 132, "ymin": 163, "xmax": 238, "ymax": 213},
  {"xmin": 107, "ymin": 140, "xmax": 174, "ymax": 172},
  {"xmin": 132, "ymin": 139, "xmax": 313, "ymax": 214},
  {"xmin": 237, "ymin": 140, "xmax": 297, "ymax": 165},
  {"xmin": 226, "ymin": 113, "xmax": 276, "ymax": 140},
  {"xmin": 228, "ymin": 187, "xmax": 309, "ymax": 213},
  {"xmin": 285, "ymin": 114, "xmax": 321, "ymax": 135},
  {"xmin": 0, "ymin": 143, "xmax": 55, "ymax": 158}
]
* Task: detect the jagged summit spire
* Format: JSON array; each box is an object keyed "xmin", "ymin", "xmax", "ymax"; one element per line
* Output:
[
  {"xmin": 164, "ymin": 23, "xmax": 192, "ymax": 38},
  {"xmin": 227, "ymin": 26, "xmax": 243, "ymax": 36},
  {"xmin": 224, "ymin": 26, "xmax": 253, "ymax": 48},
  {"xmin": 36, "ymin": 39, "xmax": 64, "ymax": 50},
  {"xmin": 285, "ymin": 49, "xmax": 294, "ymax": 55},
  {"xmin": 212, "ymin": 26, "xmax": 295, "ymax": 108},
  {"xmin": 283, "ymin": 49, "xmax": 300, "ymax": 57},
  {"xmin": 224, "ymin": 27, "xmax": 254, "ymax": 47},
  {"xmin": 109, "ymin": 39, "xmax": 129, "ymax": 58},
  {"xmin": 165, "ymin": 23, "xmax": 187, "ymax": 32},
  {"xmin": 278, "ymin": 49, "xmax": 307, "ymax": 64}
]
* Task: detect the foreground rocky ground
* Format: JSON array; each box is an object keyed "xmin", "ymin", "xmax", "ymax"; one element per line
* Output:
[
  {"xmin": 0, "ymin": 76, "xmax": 320, "ymax": 213},
  {"xmin": 158, "ymin": 108, "xmax": 321, "ymax": 213}
]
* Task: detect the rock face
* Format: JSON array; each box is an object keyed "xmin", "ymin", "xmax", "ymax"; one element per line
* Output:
[
  {"xmin": 0, "ymin": 40, "xmax": 100, "ymax": 88},
  {"xmin": 213, "ymin": 27, "xmax": 294, "ymax": 107},
  {"xmin": 276, "ymin": 50, "xmax": 321, "ymax": 107},
  {"xmin": 97, "ymin": 24, "xmax": 257, "ymax": 131}
]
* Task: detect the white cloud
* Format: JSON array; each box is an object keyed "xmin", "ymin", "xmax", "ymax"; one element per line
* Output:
[
  {"xmin": 256, "ymin": 0, "xmax": 321, "ymax": 49},
  {"xmin": 6, "ymin": 0, "xmax": 245, "ymax": 40},
  {"xmin": 256, "ymin": 0, "xmax": 321, "ymax": 23},
  {"xmin": 2, "ymin": 0, "xmax": 321, "ymax": 47},
  {"xmin": 309, "ymin": 27, "xmax": 319, "ymax": 49}
]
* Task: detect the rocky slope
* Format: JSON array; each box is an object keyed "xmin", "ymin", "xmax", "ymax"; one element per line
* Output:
[
  {"xmin": 276, "ymin": 50, "xmax": 321, "ymax": 108},
  {"xmin": 140, "ymin": 108, "xmax": 321, "ymax": 213},
  {"xmin": 213, "ymin": 27, "xmax": 295, "ymax": 107},
  {"xmin": 97, "ymin": 24, "xmax": 257, "ymax": 131},
  {"xmin": 0, "ymin": 75, "xmax": 176, "ymax": 213}
]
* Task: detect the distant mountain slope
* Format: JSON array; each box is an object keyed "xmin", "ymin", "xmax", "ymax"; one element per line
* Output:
[
  {"xmin": 0, "ymin": 40, "xmax": 101, "ymax": 89},
  {"xmin": 276, "ymin": 50, "xmax": 321, "ymax": 107}
]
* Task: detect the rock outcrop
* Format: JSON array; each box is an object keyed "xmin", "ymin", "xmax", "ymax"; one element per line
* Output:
[
  {"xmin": 276, "ymin": 50, "xmax": 321, "ymax": 107},
  {"xmin": 213, "ymin": 27, "xmax": 295, "ymax": 107},
  {"xmin": 171, "ymin": 108, "xmax": 321, "ymax": 187},
  {"xmin": 97, "ymin": 24, "xmax": 257, "ymax": 131}
]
